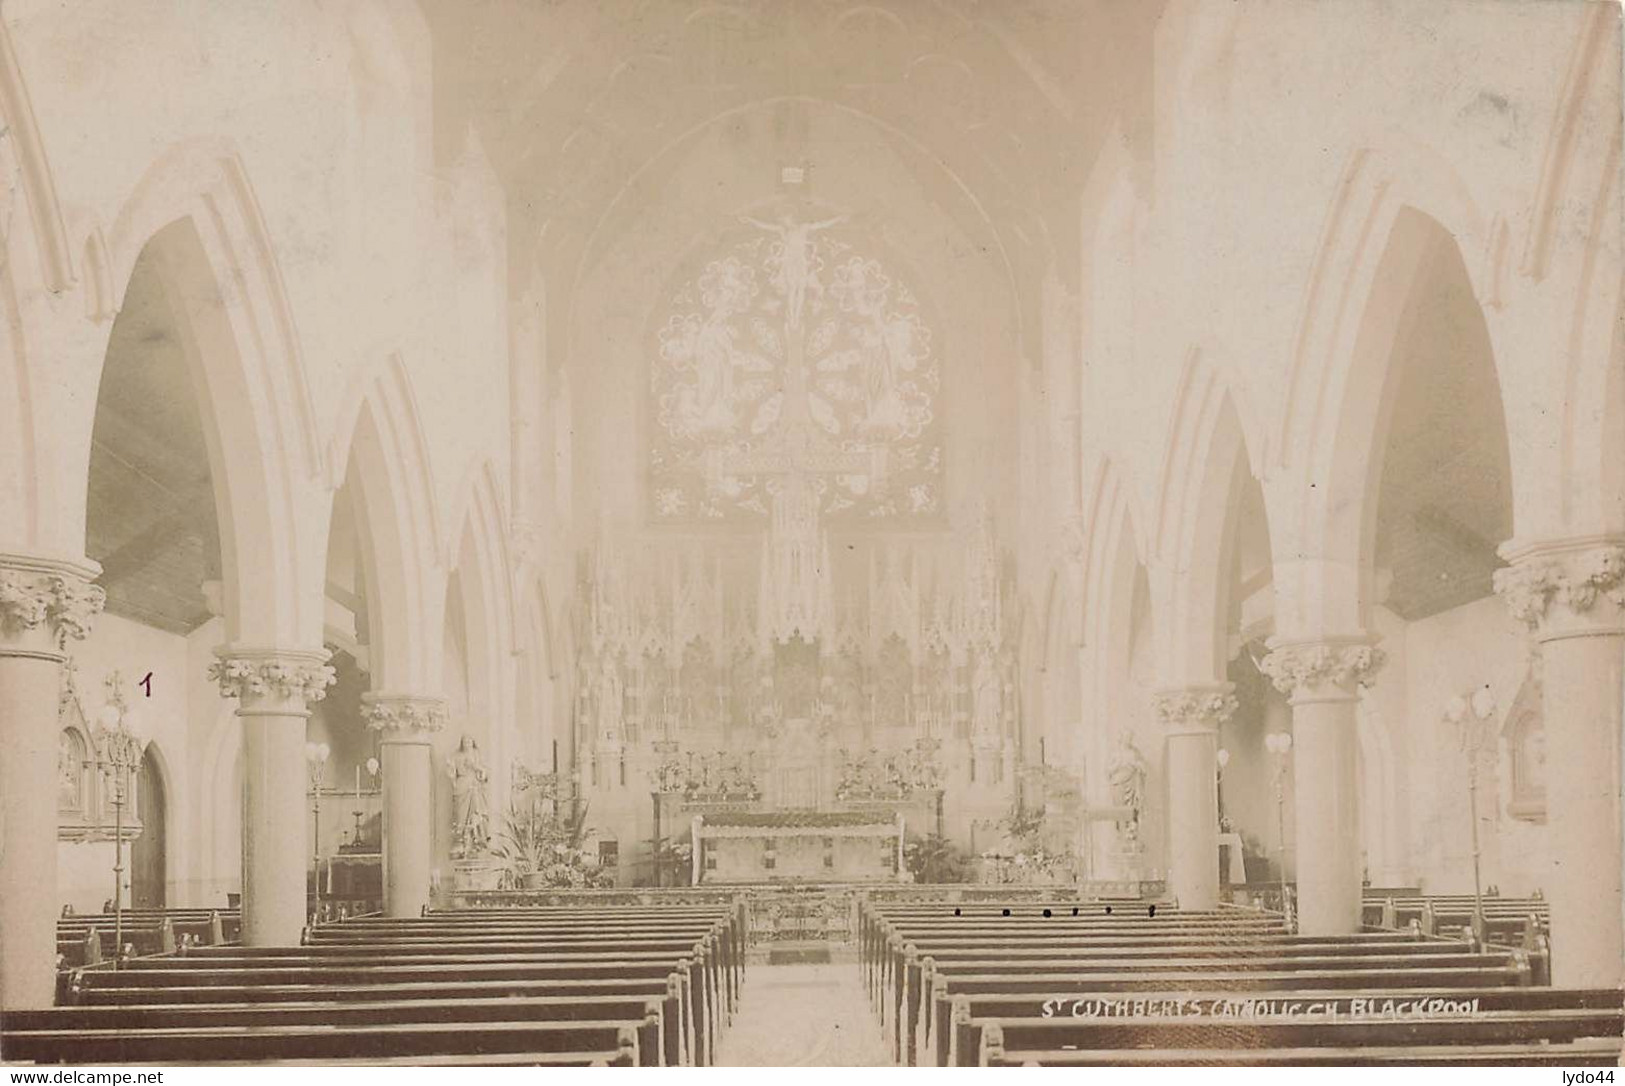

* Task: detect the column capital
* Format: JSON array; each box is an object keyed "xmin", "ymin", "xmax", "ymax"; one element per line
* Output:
[
  {"xmin": 1259, "ymin": 638, "xmax": 1385, "ymax": 702},
  {"xmin": 1493, "ymin": 536, "xmax": 1625, "ymax": 640},
  {"xmin": 362, "ymin": 692, "xmax": 449, "ymax": 736},
  {"xmin": 209, "ymin": 645, "xmax": 335, "ymax": 709},
  {"xmin": 1152, "ymin": 684, "xmax": 1238, "ymax": 735},
  {"xmin": 0, "ymin": 553, "xmax": 105, "ymax": 658}
]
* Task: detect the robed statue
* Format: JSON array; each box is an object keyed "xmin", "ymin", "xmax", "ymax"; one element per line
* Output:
[
  {"xmin": 447, "ymin": 733, "xmax": 490, "ymax": 858},
  {"xmin": 1107, "ymin": 730, "xmax": 1148, "ymax": 848}
]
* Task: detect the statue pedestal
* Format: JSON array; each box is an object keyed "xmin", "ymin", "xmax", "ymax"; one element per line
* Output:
[
  {"xmin": 1103, "ymin": 846, "xmax": 1146, "ymax": 883},
  {"xmin": 1083, "ymin": 806, "xmax": 1140, "ymax": 880},
  {"xmin": 452, "ymin": 856, "xmax": 501, "ymax": 893}
]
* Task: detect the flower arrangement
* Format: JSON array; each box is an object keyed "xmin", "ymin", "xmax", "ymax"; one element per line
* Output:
[
  {"xmin": 490, "ymin": 796, "xmax": 613, "ymax": 890},
  {"xmin": 903, "ymin": 832, "xmax": 966, "ymax": 884}
]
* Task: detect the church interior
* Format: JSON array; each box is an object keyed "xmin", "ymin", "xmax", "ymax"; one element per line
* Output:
[{"xmin": 1, "ymin": 0, "xmax": 1623, "ymax": 1068}]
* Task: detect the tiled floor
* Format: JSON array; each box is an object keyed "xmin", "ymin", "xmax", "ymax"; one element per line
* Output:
[{"xmin": 714, "ymin": 962, "xmax": 894, "ymax": 1066}]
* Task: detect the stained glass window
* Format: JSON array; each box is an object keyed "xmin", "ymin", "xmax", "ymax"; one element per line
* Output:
[{"xmin": 649, "ymin": 216, "xmax": 942, "ymax": 523}]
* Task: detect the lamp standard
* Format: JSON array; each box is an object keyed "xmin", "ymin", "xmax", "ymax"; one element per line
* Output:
[
  {"xmin": 306, "ymin": 742, "xmax": 330, "ymax": 921},
  {"xmin": 1264, "ymin": 731, "xmax": 1294, "ymax": 928},
  {"xmin": 93, "ymin": 671, "xmax": 145, "ymax": 964},
  {"xmin": 1446, "ymin": 688, "xmax": 1497, "ymax": 945}
]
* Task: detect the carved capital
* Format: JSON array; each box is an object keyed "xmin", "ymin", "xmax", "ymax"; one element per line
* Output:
[
  {"xmin": 210, "ymin": 647, "xmax": 336, "ymax": 705},
  {"xmin": 1259, "ymin": 641, "xmax": 1385, "ymax": 698},
  {"xmin": 1152, "ymin": 686, "xmax": 1238, "ymax": 731},
  {"xmin": 363, "ymin": 693, "xmax": 449, "ymax": 734},
  {"xmin": 1494, "ymin": 542, "xmax": 1625, "ymax": 632},
  {"xmin": 0, "ymin": 559, "xmax": 105, "ymax": 649}
]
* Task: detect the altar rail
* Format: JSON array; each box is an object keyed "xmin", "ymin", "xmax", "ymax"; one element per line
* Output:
[
  {"xmin": 449, "ymin": 887, "xmax": 747, "ymax": 909},
  {"xmin": 447, "ymin": 882, "xmax": 1173, "ymax": 948},
  {"xmin": 861, "ymin": 880, "xmax": 1167, "ymax": 904}
]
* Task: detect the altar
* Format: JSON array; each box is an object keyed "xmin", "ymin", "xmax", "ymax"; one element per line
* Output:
[{"xmin": 692, "ymin": 811, "xmax": 905, "ymax": 884}]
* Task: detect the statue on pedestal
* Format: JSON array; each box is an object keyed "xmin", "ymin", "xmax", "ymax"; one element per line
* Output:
[
  {"xmin": 1107, "ymin": 730, "xmax": 1148, "ymax": 850},
  {"xmin": 448, "ymin": 734, "xmax": 490, "ymax": 859}
]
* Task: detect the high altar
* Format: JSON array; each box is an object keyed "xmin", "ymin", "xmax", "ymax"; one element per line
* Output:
[{"xmin": 560, "ymin": 212, "xmax": 1033, "ymax": 885}]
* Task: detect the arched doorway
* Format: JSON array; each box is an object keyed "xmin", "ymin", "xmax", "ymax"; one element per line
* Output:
[{"xmin": 131, "ymin": 751, "xmax": 167, "ymax": 908}]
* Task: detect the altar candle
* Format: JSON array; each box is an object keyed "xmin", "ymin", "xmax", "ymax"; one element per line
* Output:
[{"xmin": 354, "ymin": 765, "xmax": 361, "ymax": 806}]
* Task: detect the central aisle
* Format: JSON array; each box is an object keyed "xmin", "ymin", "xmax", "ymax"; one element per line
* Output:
[{"xmin": 715, "ymin": 962, "xmax": 894, "ymax": 1066}]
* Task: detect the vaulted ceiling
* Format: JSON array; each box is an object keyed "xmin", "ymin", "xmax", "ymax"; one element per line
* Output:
[{"xmin": 419, "ymin": 0, "xmax": 1163, "ymax": 353}]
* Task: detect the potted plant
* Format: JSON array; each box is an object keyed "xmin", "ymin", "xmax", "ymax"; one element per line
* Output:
[
  {"xmin": 904, "ymin": 832, "xmax": 965, "ymax": 884},
  {"xmin": 492, "ymin": 796, "xmax": 609, "ymax": 890}
]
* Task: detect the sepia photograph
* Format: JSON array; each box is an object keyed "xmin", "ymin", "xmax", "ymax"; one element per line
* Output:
[{"xmin": 0, "ymin": 0, "xmax": 1622, "ymax": 1072}]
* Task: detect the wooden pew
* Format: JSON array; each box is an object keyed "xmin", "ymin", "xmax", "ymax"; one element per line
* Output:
[
  {"xmin": 942, "ymin": 987, "xmax": 1623, "ymax": 1067},
  {"xmin": 299, "ymin": 910, "xmax": 742, "ymax": 1050},
  {"xmin": 861, "ymin": 906, "xmax": 1287, "ymax": 1013},
  {"xmin": 72, "ymin": 957, "xmax": 707, "ymax": 1065},
  {"xmin": 918, "ymin": 965, "xmax": 1546, "ymax": 1067},
  {"xmin": 5, "ymin": 995, "xmax": 672, "ymax": 1066},
  {"xmin": 40, "ymin": 904, "xmax": 743, "ymax": 1067},
  {"xmin": 895, "ymin": 948, "xmax": 1526, "ymax": 1065},
  {"xmin": 980, "ymin": 1033, "xmax": 1622, "ymax": 1067},
  {"xmin": 59, "ymin": 908, "xmax": 241, "ymax": 947},
  {"xmin": 970, "ymin": 1007, "xmax": 1623, "ymax": 1066},
  {"xmin": 55, "ymin": 919, "xmax": 175, "ymax": 966},
  {"xmin": 2, "ymin": 1018, "xmax": 654, "ymax": 1065},
  {"xmin": 861, "ymin": 906, "xmax": 1295, "ymax": 1061},
  {"xmin": 326, "ymin": 907, "xmax": 746, "ymax": 1012}
]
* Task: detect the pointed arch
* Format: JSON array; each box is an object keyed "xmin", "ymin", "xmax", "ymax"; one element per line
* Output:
[
  {"xmin": 1521, "ymin": 2, "xmax": 1620, "ymax": 284},
  {"xmin": 1276, "ymin": 203, "xmax": 1511, "ymax": 636},
  {"xmin": 443, "ymin": 457, "xmax": 516, "ymax": 804},
  {"xmin": 1080, "ymin": 456, "xmax": 1153, "ymax": 812},
  {"xmin": 1274, "ymin": 147, "xmax": 1495, "ymax": 622},
  {"xmin": 1278, "ymin": 142, "xmax": 1491, "ymax": 484},
  {"xmin": 107, "ymin": 140, "xmax": 323, "ymax": 480},
  {"xmin": 1153, "ymin": 351, "xmax": 1262, "ymax": 682},
  {"xmin": 328, "ymin": 354, "xmax": 444, "ymax": 690},
  {"xmin": 444, "ymin": 457, "xmax": 516, "ymax": 651},
  {"xmin": 66, "ymin": 143, "xmax": 327, "ymax": 644}
]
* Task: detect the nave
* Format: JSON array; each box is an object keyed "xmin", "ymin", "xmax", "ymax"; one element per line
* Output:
[
  {"xmin": 7, "ymin": 889, "xmax": 1621, "ymax": 1067},
  {"xmin": 3, "ymin": 0, "xmax": 1624, "ymax": 1069}
]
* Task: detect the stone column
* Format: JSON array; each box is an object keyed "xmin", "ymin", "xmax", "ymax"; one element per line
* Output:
[
  {"xmin": 210, "ymin": 648, "xmax": 336, "ymax": 946},
  {"xmin": 0, "ymin": 555, "xmax": 103, "ymax": 1007},
  {"xmin": 1260, "ymin": 640, "xmax": 1384, "ymax": 935},
  {"xmin": 1153, "ymin": 686, "xmax": 1237, "ymax": 910},
  {"xmin": 363, "ymin": 694, "xmax": 447, "ymax": 917},
  {"xmin": 1495, "ymin": 538, "xmax": 1625, "ymax": 987}
]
